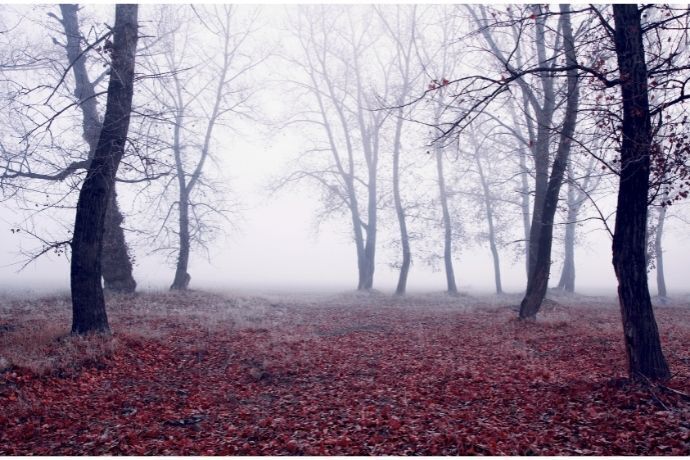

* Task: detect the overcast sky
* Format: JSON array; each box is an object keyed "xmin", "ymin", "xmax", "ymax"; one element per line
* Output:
[{"xmin": 1, "ymin": 4, "xmax": 689, "ymax": 297}]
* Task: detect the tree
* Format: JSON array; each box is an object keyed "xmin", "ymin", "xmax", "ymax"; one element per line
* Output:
[
  {"xmin": 610, "ymin": 4, "xmax": 670, "ymax": 380},
  {"xmin": 556, "ymin": 157, "xmax": 602, "ymax": 293},
  {"xmin": 466, "ymin": 124, "xmax": 505, "ymax": 295},
  {"xmin": 281, "ymin": 6, "xmax": 388, "ymax": 290},
  {"xmin": 376, "ymin": 5, "xmax": 420, "ymax": 296},
  {"xmin": 518, "ymin": 4, "xmax": 580, "ymax": 319},
  {"xmin": 71, "ymin": 4, "xmax": 138, "ymax": 334},
  {"xmin": 139, "ymin": 5, "xmax": 260, "ymax": 290},
  {"xmin": 467, "ymin": 6, "xmax": 578, "ymax": 312},
  {"xmin": 0, "ymin": 4, "xmax": 150, "ymax": 292},
  {"xmin": 59, "ymin": 4, "xmax": 136, "ymax": 293}
]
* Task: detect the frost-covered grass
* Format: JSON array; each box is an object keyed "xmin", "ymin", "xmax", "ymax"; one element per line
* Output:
[{"xmin": 0, "ymin": 288, "xmax": 687, "ymax": 378}]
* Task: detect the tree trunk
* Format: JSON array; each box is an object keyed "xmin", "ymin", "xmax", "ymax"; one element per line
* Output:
[
  {"xmin": 475, "ymin": 148, "xmax": 502, "ymax": 294},
  {"xmin": 70, "ymin": 4, "xmax": 138, "ymax": 334},
  {"xmin": 101, "ymin": 188, "xmax": 136, "ymax": 292},
  {"xmin": 519, "ymin": 146, "xmax": 532, "ymax": 278},
  {"xmin": 654, "ymin": 190, "xmax": 668, "ymax": 299},
  {"xmin": 171, "ymin": 191, "xmax": 191, "ymax": 290},
  {"xmin": 360, "ymin": 166, "xmax": 377, "ymax": 291},
  {"xmin": 557, "ymin": 167, "xmax": 577, "ymax": 293},
  {"xmin": 170, "ymin": 101, "xmax": 191, "ymax": 291},
  {"xmin": 520, "ymin": 5, "xmax": 578, "ymax": 320},
  {"xmin": 60, "ymin": 4, "xmax": 137, "ymax": 293},
  {"xmin": 611, "ymin": 4, "xmax": 670, "ymax": 380},
  {"xmin": 436, "ymin": 142, "xmax": 457, "ymax": 295},
  {"xmin": 524, "ymin": 8, "xmax": 556, "ymax": 280},
  {"xmin": 392, "ymin": 113, "xmax": 411, "ymax": 296}
]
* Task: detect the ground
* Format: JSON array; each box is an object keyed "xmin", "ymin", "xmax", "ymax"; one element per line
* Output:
[{"xmin": 1, "ymin": 290, "xmax": 689, "ymax": 455}]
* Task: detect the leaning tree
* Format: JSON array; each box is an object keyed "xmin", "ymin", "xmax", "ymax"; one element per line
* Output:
[{"xmin": 71, "ymin": 3, "xmax": 138, "ymax": 334}]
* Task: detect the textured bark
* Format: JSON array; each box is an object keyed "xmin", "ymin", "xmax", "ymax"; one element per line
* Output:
[
  {"xmin": 70, "ymin": 4, "xmax": 138, "ymax": 334},
  {"xmin": 102, "ymin": 189, "xmax": 136, "ymax": 292},
  {"xmin": 60, "ymin": 4, "xmax": 137, "ymax": 293},
  {"xmin": 520, "ymin": 5, "xmax": 579, "ymax": 320},
  {"xmin": 611, "ymin": 4, "xmax": 670, "ymax": 380}
]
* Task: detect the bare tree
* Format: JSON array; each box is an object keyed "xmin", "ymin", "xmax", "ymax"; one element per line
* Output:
[
  {"xmin": 0, "ymin": 5, "xmax": 137, "ymax": 291},
  {"xmin": 281, "ymin": 6, "xmax": 389, "ymax": 290},
  {"xmin": 71, "ymin": 3, "xmax": 138, "ymax": 334},
  {"xmin": 139, "ymin": 5, "xmax": 260, "ymax": 290},
  {"xmin": 377, "ymin": 5, "xmax": 420, "ymax": 295},
  {"xmin": 58, "ymin": 4, "xmax": 136, "ymax": 293},
  {"xmin": 556, "ymin": 156, "xmax": 602, "ymax": 293}
]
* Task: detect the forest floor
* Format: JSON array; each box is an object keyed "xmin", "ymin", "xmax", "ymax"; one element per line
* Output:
[{"xmin": 0, "ymin": 289, "xmax": 689, "ymax": 455}]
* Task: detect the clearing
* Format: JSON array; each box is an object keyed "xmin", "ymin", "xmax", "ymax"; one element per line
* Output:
[{"xmin": 1, "ymin": 290, "xmax": 689, "ymax": 455}]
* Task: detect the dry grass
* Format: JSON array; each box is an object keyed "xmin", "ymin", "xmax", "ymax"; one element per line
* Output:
[{"xmin": 0, "ymin": 288, "xmax": 686, "ymax": 378}]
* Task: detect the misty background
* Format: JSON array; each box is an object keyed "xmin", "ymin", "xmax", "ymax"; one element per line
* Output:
[{"xmin": 1, "ymin": 4, "xmax": 689, "ymax": 296}]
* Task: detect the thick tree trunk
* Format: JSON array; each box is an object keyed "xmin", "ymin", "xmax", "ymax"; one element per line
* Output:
[
  {"xmin": 101, "ymin": 189, "xmax": 136, "ymax": 292},
  {"xmin": 436, "ymin": 143, "xmax": 457, "ymax": 295},
  {"xmin": 60, "ymin": 4, "xmax": 137, "ymax": 293},
  {"xmin": 70, "ymin": 4, "xmax": 138, "ymax": 334},
  {"xmin": 611, "ymin": 4, "xmax": 670, "ymax": 380},
  {"xmin": 520, "ymin": 5, "xmax": 578, "ymax": 320}
]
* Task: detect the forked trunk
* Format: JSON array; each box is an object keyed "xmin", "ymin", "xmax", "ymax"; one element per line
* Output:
[
  {"xmin": 60, "ymin": 4, "xmax": 137, "ymax": 294},
  {"xmin": 70, "ymin": 4, "xmax": 139, "ymax": 334},
  {"xmin": 557, "ymin": 173, "xmax": 577, "ymax": 293},
  {"xmin": 520, "ymin": 5, "xmax": 578, "ymax": 319}
]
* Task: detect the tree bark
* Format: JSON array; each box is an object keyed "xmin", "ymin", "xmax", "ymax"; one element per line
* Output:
[
  {"xmin": 475, "ymin": 149, "xmax": 502, "ymax": 294},
  {"xmin": 70, "ymin": 4, "xmax": 138, "ymax": 334},
  {"xmin": 102, "ymin": 188, "xmax": 136, "ymax": 292},
  {"xmin": 653, "ymin": 188, "xmax": 668, "ymax": 299},
  {"xmin": 170, "ymin": 98, "xmax": 190, "ymax": 290},
  {"xmin": 557, "ymin": 165, "xmax": 577, "ymax": 293},
  {"xmin": 60, "ymin": 4, "xmax": 137, "ymax": 293},
  {"xmin": 392, "ymin": 113, "xmax": 411, "ymax": 295},
  {"xmin": 436, "ymin": 140, "xmax": 457, "ymax": 295},
  {"xmin": 524, "ymin": 7, "xmax": 556, "ymax": 281},
  {"xmin": 611, "ymin": 4, "xmax": 670, "ymax": 380},
  {"xmin": 519, "ymin": 5, "xmax": 579, "ymax": 320},
  {"xmin": 171, "ymin": 191, "xmax": 191, "ymax": 290}
]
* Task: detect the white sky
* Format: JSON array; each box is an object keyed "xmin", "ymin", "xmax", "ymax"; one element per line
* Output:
[{"xmin": 1, "ymin": 4, "xmax": 689, "ymax": 297}]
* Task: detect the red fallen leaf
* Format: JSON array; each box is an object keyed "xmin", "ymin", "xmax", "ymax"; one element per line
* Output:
[{"xmin": 286, "ymin": 440, "xmax": 300, "ymax": 453}]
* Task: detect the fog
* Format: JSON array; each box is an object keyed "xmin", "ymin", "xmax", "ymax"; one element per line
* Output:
[{"xmin": 1, "ymin": 4, "xmax": 689, "ymax": 298}]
